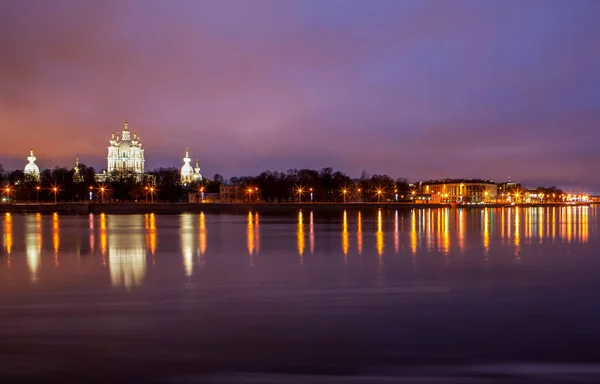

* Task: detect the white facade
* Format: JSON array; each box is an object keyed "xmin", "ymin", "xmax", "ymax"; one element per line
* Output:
[
  {"xmin": 107, "ymin": 122, "xmax": 145, "ymax": 174},
  {"xmin": 194, "ymin": 160, "xmax": 202, "ymax": 182},
  {"xmin": 24, "ymin": 149, "xmax": 40, "ymax": 181},
  {"xmin": 181, "ymin": 148, "xmax": 194, "ymax": 184},
  {"xmin": 181, "ymin": 148, "xmax": 202, "ymax": 184}
]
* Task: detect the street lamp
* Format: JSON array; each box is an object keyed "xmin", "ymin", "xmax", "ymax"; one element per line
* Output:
[
  {"xmin": 199, "ymin": 186, "xmax": 205, "ymax": 202},
  {"xmin": 52, "ymin": 187, "xmax": 58, "ymax": 205},
  {"xmin": 309, "ymin": 188, "xmax": 313, "ymax": 202},
  {"xmin": 247, "ymin": 187, "xmax": 253, "ymax": 203},
  {"xmin": 4, "ymin": 186, "xmax": 11, "ymax": 203},
  {"xmin": 149, "ymin": 187, "xmax": 155, "ymax": 203},
  {"xmin": 100, "ymin": 186, "xmax": 106, "ymax": 203},
  {"xmin": 36, "ymin": 186, "xmax": 41, "ymax": 203},
  {"xmin": 376, "ymin": 189, "xmax": 383, "ymax": 203},
  {"xmin": 297, "ymin": 188, "xmax": 304, "ymax": 203},
  {"xmin": 342, "ymin": 189, "xmax": 348, "ymax": 203}
]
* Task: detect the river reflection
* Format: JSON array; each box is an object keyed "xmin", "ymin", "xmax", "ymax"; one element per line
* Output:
[
  {"xmin": 247, "ymin": 212, "xmax": 260, "ymax": 265},
  {"xmin": 0, "ymin": 206, "xmax": 598, "ymax": 382},
  {"xmin": 108, "ymin": 215, "xmax": 146, "ymax": 289},
  {"xmin": 0, "ymin": 206, "xmax": 595, "ymax": 288},
  {"xmin": 25, "ymin": 214, "xmax": 41, "ymax": 281}
]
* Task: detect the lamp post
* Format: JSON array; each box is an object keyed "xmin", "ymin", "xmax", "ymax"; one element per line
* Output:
[
  {"xmin": 309, "ymin": 188, "xmax": 313, "ymax": 202},
  {"xmin": 342, "ymin": 189, "xmax": 348, "ymax": 203},
  {"xmin": 52, "ymin": 187, "xmax": 58, "ymax": 205},
  {"xmin": 394, "ymin": 189, "xmax": 398, "ymax": 202},
  {"xmin": 149, "ymin": 187, "xmax": 155, "ymax": 203},
  {"xmin": 199, "ymin": 187, "xmax": 205, "ymax": 202},
  {"xmin": 376, "ymin": 189, "xmax": 382, "ymax": 203},
  {"xmin": 36, "ymin": 186, "xmax": 41, "ymax": 203},
  {"xmin": 89, "ymin": 186, "xmax": 93, "ymax": 201},
  {"xmin": 297, "ymin": 188, "xmax": 303, "ymax": 203},
  {"xmin": 100, "ymin": 187, "xmax": 106, "ymax": 203},
  {"xmin": 247, "ymin": 187, "xmax": 253, "ymax": 203},
  {"xmin": 4, "ymin": 186, "xmax": 10, "ymax": 203}
]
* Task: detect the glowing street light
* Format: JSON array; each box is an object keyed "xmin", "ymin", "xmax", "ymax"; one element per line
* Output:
[
  {"xmin": 3, "ymin": 186, "xmax": 11, "ymax": 203},
  {"xmin": 296, "ymin": 187, "xmax": 304, "ymax": 203},
  {"xmin": 309, "ymin": 188, "xmax": 313, "ymax": 202},
  {"xmin": 149, "ymin": 187, "xmax": 155, "ymax": 203},
  {"xmin": 99, "ymin": 186, "xmax": 107, "ymax": 203},
  {"xmin": 52, "ymin": 187, "xmax": 59, "ymax": 205},
  {"xmin": 376, "ymin": 189, "xmax": 383, "ymax": 203},
  {"xmin": 36, "ymin": 185, "xmax": 41, "ymax": 203},
  {"xmin": 199, "ymin": 186, "xmax": 205, "ymax": 202},
  {"xmin": 342, "ymin": 188, "xmax": 348, "ymax": 203},
  {"xmin": 247, "ymin": 187, "xmax": 254, "ymax": 203}
]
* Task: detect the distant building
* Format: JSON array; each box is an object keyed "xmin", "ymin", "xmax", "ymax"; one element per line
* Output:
[
  {"xmin": 220, "ymin": 185, "xmax": 241, "ymax": 202},
  {"xmin": 24, "ymin": 149, "xmax": 40, "ymax": 182},
  {"xmin": 180, "ymin": 148, "xmax": 194, "ymax": 184},
  {"xmin": 180, "ymin": 148, "xmax": 203, "ymax": 185},
  {"xmin": 193, "ymin": 160, "xmax": 202, "ymax": 182},
  {"xmin": 96, "ymin": 122, "xmax": 150, "ymax": 183},
  {"xmin": 73, "ymin": 158, "xmax": 84, "ymax": 184},
  {"xmin": 417, "ymin": 179, "xmax": 498, "ymax": 203},
  {"xmin": 107, "ymin": 121, "xmax": 145, "ymax": 174}
]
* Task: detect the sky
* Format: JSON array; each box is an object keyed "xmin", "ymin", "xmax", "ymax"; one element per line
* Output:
[{"xmin": 1, "ymin": 0, "xmax": 599, "ymax": 191}]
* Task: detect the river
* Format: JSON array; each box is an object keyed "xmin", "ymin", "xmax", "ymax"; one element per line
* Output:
[{"xmin": 0, "ymin": 206, "xmax": 599, "ymax": 383}]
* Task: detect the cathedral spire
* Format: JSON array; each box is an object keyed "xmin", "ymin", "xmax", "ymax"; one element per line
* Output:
[{"xmin": 73, "ymin": 158, "xmax": 83, "ymax": 184}]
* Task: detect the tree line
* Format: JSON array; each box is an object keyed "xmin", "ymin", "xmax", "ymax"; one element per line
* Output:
[
  {"xmin": 0, "ymin": 162, "xmax": 569, "ymax": 203},
  {"xmin": 0, "ymin": 163, "xmax": 412, "ymax": 203}
]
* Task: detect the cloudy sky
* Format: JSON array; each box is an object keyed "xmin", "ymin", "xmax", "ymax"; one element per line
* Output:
[{"xmin": 1, "ymin": 0, "xmax": 599, "ymax": 191}]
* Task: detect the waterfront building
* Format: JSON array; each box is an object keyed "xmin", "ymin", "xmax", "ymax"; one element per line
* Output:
[
  {"xmin": 73, "ymin": 158, "xmax": 83, "ymax": 184},
  {"xmin": 96, "ymin": 122, "xmax": 152, "ymax": 183},
  {"xmin": 180, "ymin": 148, "xmax": 202, "ymax": 185},
  {"xmin": 181, "ymin": 148, "xmax": 194, "ymax": 184},
  {"xmin": 193, "ymin": 160, "xmax": 202, "ymax": 182},
  {"xmin": 107, "ymin": 121, "xmax": 145, "ymax": 174},
  {"xmin": 417, "ymin": 179, "xmax": 498, "ymax": 203},
  {"xmin": 24, "ymin": 149, "xmax": 40, "ymax": 182},
  {"xmin": 220, "ymin": 185, "xmax": 241, "ymax": 202}
]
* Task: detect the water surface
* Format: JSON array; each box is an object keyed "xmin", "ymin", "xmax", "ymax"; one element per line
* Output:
[{"xmin": 1, "ymin": 206, "xmax": 599, "ymax": 383}]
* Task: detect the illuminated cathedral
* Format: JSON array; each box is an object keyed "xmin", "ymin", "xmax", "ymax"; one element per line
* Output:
[
  {"xmin": 107, "ymin": 121, "xmax": 145, "ymax": 173},
  {"xmin": 96, "ymin": 121, "xmax": 148, "ymax": 182},
  {"xmin": 24, "ymin": 149, "xmax": 40, "ymax": 181},
  {"xmin": 180, "ymin": 148, "xmax": 202, "ymax": 185}
]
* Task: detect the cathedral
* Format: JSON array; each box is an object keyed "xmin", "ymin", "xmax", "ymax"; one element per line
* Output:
[
  {"xmin": 96, "ymin": 121, "xmax": 147, "ymax": 182},
  {"xmin": 24, "ymin": 149, "xmax": 40, "ymax": 182},
  {"xmin": 180, "ymin": 148, "xmax": 202, "ymax": 185},
  {"xmin": 107, "ymin": 122, "xmax": 145, "ymax": 174}
]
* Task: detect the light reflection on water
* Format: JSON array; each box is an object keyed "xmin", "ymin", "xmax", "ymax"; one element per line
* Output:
[
  {"xmin": 108, "ymin": 215, "xmax": 146, "ymax": 289},
  {"xmin": 0, "ymin": 206, "xmax": 599, "ymax": 381},
  {"xmin": 0, "ymin": 206, "xmax": 595, "ymax": 288}
]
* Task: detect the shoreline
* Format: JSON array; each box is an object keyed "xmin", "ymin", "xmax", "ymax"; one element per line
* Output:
[{"xmin": 0, "ymin": 201, "xmax": 594, "ymax": 215}]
